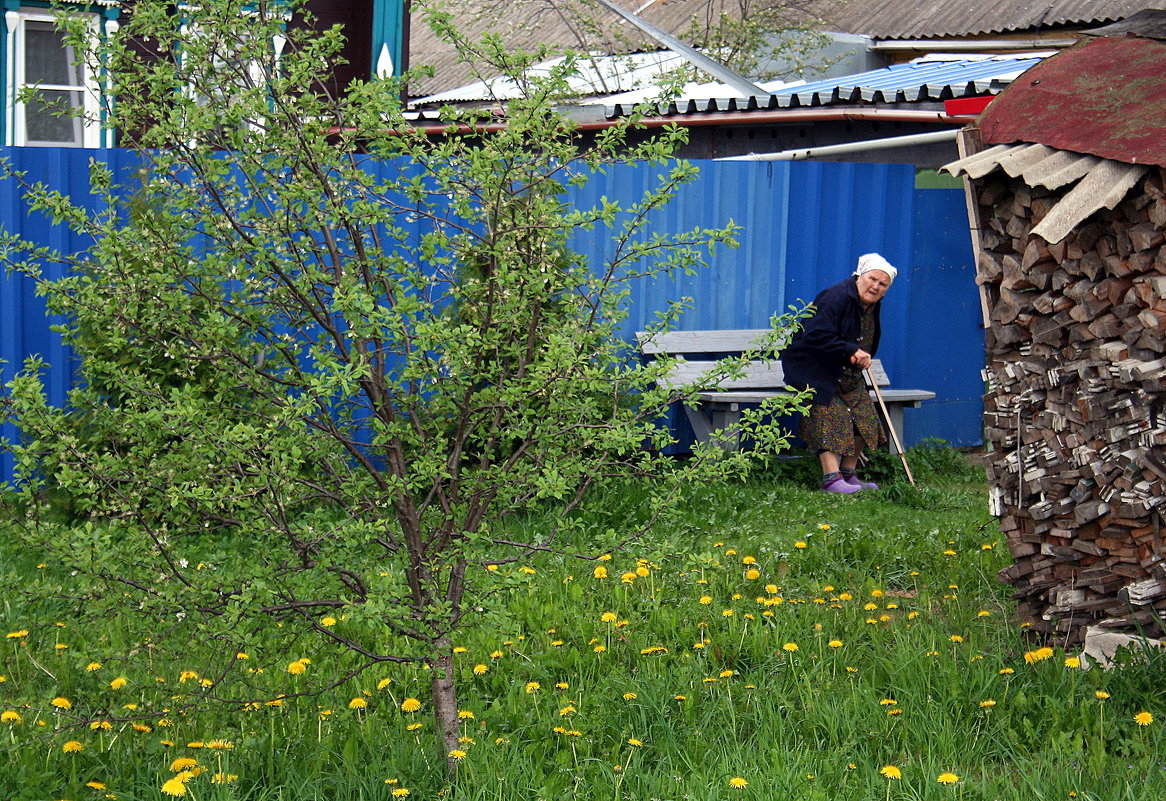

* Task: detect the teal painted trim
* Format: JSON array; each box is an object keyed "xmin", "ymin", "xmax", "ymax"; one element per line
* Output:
[{"xmin": 371, "ymin": 0, "xmax": 405, "ymax": 77}]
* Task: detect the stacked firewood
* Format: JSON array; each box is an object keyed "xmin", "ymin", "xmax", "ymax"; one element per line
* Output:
[{"xmin": 977, "ymin": 168, "xmax": 1166, "ymax": 644}]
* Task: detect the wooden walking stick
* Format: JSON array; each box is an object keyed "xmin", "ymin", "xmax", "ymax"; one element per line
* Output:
[{"xmin": 866, "ymin": 367, "xmax": 916, "ymax": 486}]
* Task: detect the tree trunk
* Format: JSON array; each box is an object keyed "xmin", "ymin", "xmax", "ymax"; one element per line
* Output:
[{"xmin": 431, "ymin": 636, "xmax": 461, "ymax": 778}]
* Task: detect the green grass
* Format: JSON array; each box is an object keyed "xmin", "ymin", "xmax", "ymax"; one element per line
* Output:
[{"xmin": 2, "ymin": 449, "xmax": 1165, "ymax": 800}]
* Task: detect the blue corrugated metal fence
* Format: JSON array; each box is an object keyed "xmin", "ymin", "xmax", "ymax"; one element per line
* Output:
[{"xmin": 0, "ymin": 147, "xmax": 982, "ymax": 482}]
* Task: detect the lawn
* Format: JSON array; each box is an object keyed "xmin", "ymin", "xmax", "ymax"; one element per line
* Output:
[{"xmin": 2, "ymin": 447, "xmax": 1163, "ymax": 800}]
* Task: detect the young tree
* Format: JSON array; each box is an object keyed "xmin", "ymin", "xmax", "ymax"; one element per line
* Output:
[{"xmin": 1, "ymin": 0, "xmax": 806, "ymax": 775}]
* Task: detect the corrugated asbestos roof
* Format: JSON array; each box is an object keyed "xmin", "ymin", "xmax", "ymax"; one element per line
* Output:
[
  {"xmin": 408, "ymin": 0, "xmax": 836, "ymax": 98},
  {"xmin": 408, "ymin": 51, "xmax": 1041, "ymax": 119},
  {"xmin": 977, "ymin": 35, "xmax": 1166, "ymax": 168},
  {"xmin": 825, "ymin": 0, "xmax": 1156, "ymax": 40},
  {"xmin": 603, "ymin": 52, "xmax": 1045, "ymax": 117},
  {"xmin": 942, "ymin": 143, "xmax": 1148, "ymax": 244}
]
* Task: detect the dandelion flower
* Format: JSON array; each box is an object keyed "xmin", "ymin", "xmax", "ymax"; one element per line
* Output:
[
  {"xmin": 601, "ymin": 612, "xmax": 618, "ymax": 623},
  {"xmin": 937, "ymin": 772, "xmax": 959, "ymax": 784},
  {"xmin": 1135, "ymin": 711, "xmax": 1154, "ymax": 726},
  {"xmin": 745, "ymin": 568, "xmax": 761, "ymax": 580},
  {"xmin": 51, "ymin": 697, "xmax": 72, "ymax": 710},
  {"xmin": 170, "ymin": 757, "xmax": 197, "ymax": 772},
  {"xmin": 161, "ymin": 776, "xmax": 188, "ymax": 796},
  {"xmin": 699, "ymin": 595, "xmax": 712, "ymax": 605},
  {"xmin": 86, "ymin": 662, "xmax": 102, "ymax": 672},
  {"xmin": 287, "ymin": 660, "xmax": 307, "ymax": 675},
  {"xmin": 490, "ymin": 650, "xmax": 503, "ymax": 659},
  {"xmin": 1000, "ymin": 667, "xmax": 1015, "ymax": 675},
  {"xmin": 473, "ymin": 664, "xmax": 488, "ymax": 675},
  {"xmin": 392, "ymin": 789, "xmax": 410, "ymax": 797},
  {"xmin": 401, "ymin": 698, "xmax": 421, "ymax": 713},
  {"xmin": 86, "ymin": 781, "xmax": 107, "ymax": 789},
  {"xmin": 1095, "ymin": 690, "xmax": 1110, "ymax": 700},
  {"xmin": 62, "ymin": 740, "xmax": 83, "ymax": 753},
  {"xmin": 880, "ymin": 765, "xmax": 902, "ymax": 779},
  {"xmin": 1064, "ymin": 657, "xmax": 1081, "ymax": 669},
  {"xmin": 525, "ymin": 682, "xmax": 540, "ymax": 694},
  {"xmin": 728, "ymin": 777, "xmax": 748, "ymax": 789},
  {"xmin": 627, "ymin": 738, "xmax": 643, "ymax": 747},
  {"xmin": 623, "ymin": 692, "xmax": 637, "ymax": 700},
  {"xmin": 348, "ymin": 697, "xmax": 368, "ymax": 709},
  {"xmin": 794, "ymin": 541, "xmax": 807, "ymax": 549},
  {"xmin": 593, "ymin": 566, "xmax": 608, "ymax": 579},
  {"xmin": 448, "ymin": 749, "xmax": 467, "ymax": 760},
  {"xmin": 782, "ymin": 642, "xmax": 798, "ymax": 652},
  {"xmin": 950, "ymin": 635, "xmax": 964, "ymax": 643},
  {"xmin": 880, "ymin": 698, "xmax": 897, "ymax": 706},
  {"xmin": 828, "ymin": 639, "xmax": 842, "ymax": 648},
  {"xmin": 406, "ymin": 722, "xmax": 422, "ymax": 731}
]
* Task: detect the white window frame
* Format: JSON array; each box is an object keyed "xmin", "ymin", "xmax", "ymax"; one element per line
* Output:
[{"xmin": 3, "ymin": 6, "xmax": 112, "ymax": 148}]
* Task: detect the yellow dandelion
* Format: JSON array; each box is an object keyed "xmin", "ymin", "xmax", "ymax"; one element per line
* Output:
[
  {"xmin": 392, "ymin": 789, "xmax": 410, "ymax": 797},
  {"xmin": 828, "ymin": 639, "xmax": 842, "ymax": 648},
  {"xmin": 1064, "ymin": 657, "xmax": 1081, "ymax": 669},
  {"xmin": 525, "ymin": 682, "xmax": 540, "ymax": 693},
  {"xmin": 937, "ymin": 772, "xmax": 959, "ymax": 784},
  {"xmin": 594, "ymin": 644, "xmax": 606, "ymax": 653},
  {"xmin": 1, "ymin": 711, "xmax": 21, "ymax": 724},
  {"xmin": 170, "ymin": 757, "xmax": 197, "ymax": 772},
  {"xmin": 406, "ymin": 722, "xmax": 422, "ymax": 731},
  {"xmin": 160, "ymin": 776, "xmax": 188, "ymax": 796},
  {"xmin": 782, "ymin": 642, "xmax": 798, "ymax": 652},
  {"xmin": 593, "ymin": 565, "xmax": 608, "ymax": 579},
  {"xmin": 559, "ymin": 705, "xmax": 576, "ymax": 716},
  {"xmin": 62, "ymin": 740, "xmax": 83, "ymax": 753},
  {"xmin": 699, "ymin": 595, "xmax": 712, "ymax": 605},
  {"xmin": 794, "ymin": 541, "xmax": 807, "ymax": 549},
  {"xmin": 51, "ymin": 697, "xmax": 72, "ymax": 710},
  {"xmin": 600, "ymin": 611, "xmax": 618, "ymax": 623},
  {"xmin": 598, "ymin": 553, "xmax": 613, "ymax": 561},
  {"xmin": 620, "ymin": 572, "xmax": 637, "ymax": 583},
  {"xmin": 745, "ymin": 568, "xmax": 761, "ymax": 580},
  {"xmin": 86, "ymin": 781, "xmax": 107, "ymax": 789},
  {"xmin": 85, "ymin": 662, "xmax": 102, "ymax": 672},
  {"xmin": 1095, "ymin": 690, "xmax": 1111, "ymax": 700},
  {"xmin": 448, "ymin": 749, "xmax": 467, "ymax": 760},
  {"xmin": 1135, "ymin": 711, "xmax": 1154, "ymax": 726},
  {"xmin": 490, "ymin": 650, "xmax": 504, "ymax": 659},
  {"xmin": 722, "ymin": 609, "xmax": 735, "ymax": 617},
  {"xmin": 6, "ymin": 630, "xmax": 29, "ymax": 639},
  {"xmin": 880, "ymin": 698, "xmax": 897, "ymax": 706},
  {"xmin": 623, "ymin": 692, "xmax": 637, "ymax": 700},
  {"xmin": 348, "ymin": 697, "xmax": 368, "ymax": 709},
  {"xmin": 627, "ymin": 738, "xmax": 643, "ymax": 747},
  {"xmin": 1000, "ymin": 667, "xmax": 1015, "ymax": 675},
  {"xmin": 457, "ymin": 709, "xmax": 475, "ymax": 720},
  {"xmin": 401, "ymin": 698, "xmax": 421, "ymax": 713},
  {"xmin": 287, "ymin": 660, "xmax": 307, "ymax": 675},
  {"xmin": 473, "ymin": 663, "xmax": 488, "ymax": 675},
  {"xmin": 950, "ymin": 635, "xmax": 964, "ymax": 643},
  {"xmin": 728, "ymin": 777, "xmax": 748, "ymax": 789},
  {"xmin": 110, "ymin": 676, "xmax": 127, "ymax": 690},
  {"xmin": 980, "ymin": 699, "xmax": 997, "ymax": 708},
  {"xmin": 880, "ymin": 765, "xmax": 902, "ymax": 779},
  {"xmin": 556, "ymin": 682, "xmax": 569, "ymax": 690}
]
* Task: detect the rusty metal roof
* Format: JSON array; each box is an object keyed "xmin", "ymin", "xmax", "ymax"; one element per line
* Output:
[
  {"xmin": 826, "ymin": 0, "xmax": 1156, "ymax": 40},
  {"xmin": 977, "ymin": 35, "xmax": 1166, "ymax": 168}
]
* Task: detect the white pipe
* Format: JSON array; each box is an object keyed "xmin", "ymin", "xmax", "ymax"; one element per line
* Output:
[
  {"xmin": 869, "ymin": 38, "xmax": 1076, "ymax": 51},
  {"xmin": 716, "ymin": 129, "xmax": 960, "ymax": 161}
]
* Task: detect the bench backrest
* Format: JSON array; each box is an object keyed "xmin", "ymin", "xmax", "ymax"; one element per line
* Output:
[{"xmin": 636, "ymin": 329, "xmax": 890, "ymax": 390}]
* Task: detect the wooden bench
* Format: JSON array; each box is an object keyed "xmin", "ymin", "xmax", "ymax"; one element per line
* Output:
[{"xmin": 637, "ymin": 329, "xmax": 936, "ymax": 454}]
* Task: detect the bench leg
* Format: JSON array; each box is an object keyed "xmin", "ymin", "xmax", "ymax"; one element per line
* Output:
[
  {"xmin": 880, "ymin": 404, "xmax": 906, "ymax": 455},
  {"xmin": 682, "ymin": 404, "xmax": 743, "ymax": 452}
]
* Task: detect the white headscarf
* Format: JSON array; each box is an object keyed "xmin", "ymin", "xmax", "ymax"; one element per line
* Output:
[{"xmin": 854, "ymin": 252, "xmax": 897, "ymax": 283}]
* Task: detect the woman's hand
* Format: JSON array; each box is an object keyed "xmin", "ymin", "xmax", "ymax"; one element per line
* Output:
[{"xmin": 850, "ymin": 349, "xmax": 872, "ymax": 369}]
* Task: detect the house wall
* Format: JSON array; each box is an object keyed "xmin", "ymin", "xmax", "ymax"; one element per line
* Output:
[{"xmin": 0, "ymin": 148, "xmax": 984, "ymax": 481}]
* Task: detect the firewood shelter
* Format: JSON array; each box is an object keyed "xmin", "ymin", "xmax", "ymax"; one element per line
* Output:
[{"xmin": 943, "ymin": 14, "xmax": 1166, "ymax": 647}]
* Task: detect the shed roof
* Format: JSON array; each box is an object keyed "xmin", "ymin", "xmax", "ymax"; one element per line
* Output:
[
  {"xmin": 412, "ymin": 51, "xmax": 1044, "ymax": 120},
  {"xmin": 977, "ymin": 35, "xmax": 1166, "ymax": 168},
  {"xmin": 826, "ymin": 0, "xmax": 1158, "ymax": 40}
]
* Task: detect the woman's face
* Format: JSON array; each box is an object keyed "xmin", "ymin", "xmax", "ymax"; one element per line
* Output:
[{"xmin": 856, "ymin": 270, "xmax": 891, "ymax": 305}]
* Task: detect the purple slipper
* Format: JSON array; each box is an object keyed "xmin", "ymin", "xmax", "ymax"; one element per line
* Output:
[{"xmin": 821, "ymin": 476, "xmax": 862, "ymax": 494}]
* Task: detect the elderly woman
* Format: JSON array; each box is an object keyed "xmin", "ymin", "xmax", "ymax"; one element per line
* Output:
[{"xmin": 781, "ymin": 253, "xmax": 896, "ymax": 493}]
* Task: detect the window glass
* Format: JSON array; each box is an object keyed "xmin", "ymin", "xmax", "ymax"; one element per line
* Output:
[{"xmin": 21, "ymin": 19, "xmax": 87, "ymax": 145}]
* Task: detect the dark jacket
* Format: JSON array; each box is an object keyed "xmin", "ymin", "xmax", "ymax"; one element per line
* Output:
[{"xmin": 782, "ymin": 277, "xmax": 881, "ymax": 405}]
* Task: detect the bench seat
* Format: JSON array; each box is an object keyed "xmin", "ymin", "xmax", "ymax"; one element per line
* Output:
[{"xmin": 638, "ymin": 329, "xmax": 935, "ymax": 454}]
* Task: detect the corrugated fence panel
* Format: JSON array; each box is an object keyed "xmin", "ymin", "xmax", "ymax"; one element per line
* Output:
[
  {"xmin": 0, "ymin": 149, "xmax": 982, "ymax": 484},
  {"xmin": 903, "ymin": 186, "xmax": 984, "ymax": 447}
]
